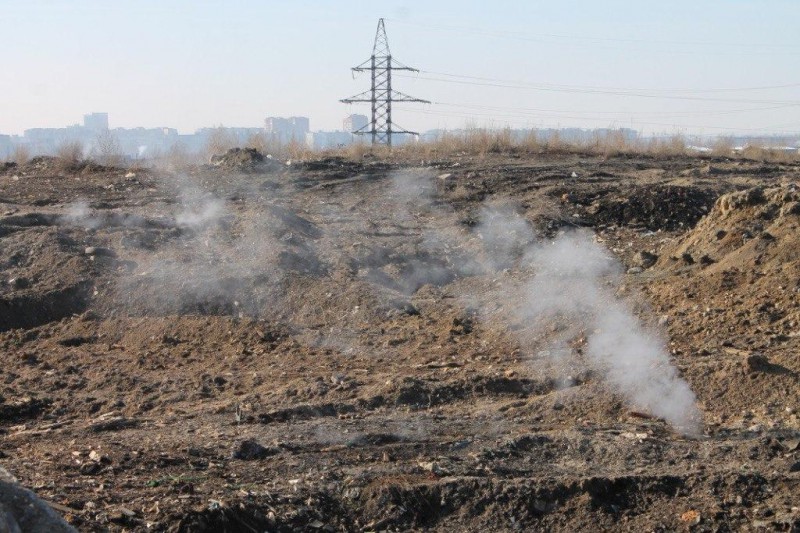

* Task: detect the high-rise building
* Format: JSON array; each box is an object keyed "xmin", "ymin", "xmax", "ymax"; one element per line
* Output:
[
  {"xmin": 288, "ymin": 117, "xmax": 309, "ymax": 137},
  {"xmin": 344, "ymin": 114, "xmax": 368, "ymax": 134},
  {"xmin": 83, "ymin": 112, "xmax": 109, "ymax": 132},
  {"xmin": 265, "ymin": 117, "xmax": 288, "ymax": 135},
  {"xmin": 0, "ymin": 134, "xmax": 12, "ymax": 159},
  {"xmin": 265, "ymin": 116, "xmax": 309, "ymax": 143}
]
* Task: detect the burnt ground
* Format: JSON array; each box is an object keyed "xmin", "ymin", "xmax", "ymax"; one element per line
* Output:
[{"xmin": 1, "ymin": 152, "xmax": 799, "ymax": 532}]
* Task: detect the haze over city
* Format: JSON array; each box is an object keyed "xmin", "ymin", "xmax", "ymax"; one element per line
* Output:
[{"xmin": 2, "ymin": 0, "xmax": 799, "ymax": 137}]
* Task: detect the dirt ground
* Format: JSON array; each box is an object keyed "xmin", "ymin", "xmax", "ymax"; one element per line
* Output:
[{"xmin": 1, "ymin": 152, "xmax": 799, "ymax": 532}]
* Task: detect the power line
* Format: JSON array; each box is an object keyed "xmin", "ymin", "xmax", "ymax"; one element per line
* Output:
[
  {"xmin": 415, "ymin": 70, "xmax": 800, "ymax": 95},
  {"xmin": 432, "ymin": 101, "xmax": 798, "ymax": 119},
  {"xmin": 397, "ymin": 72, "xmax": 800, "ymax": 106},
  {"xmin": 402, "ymin": 106, "xmax": 800, "ymax": 135},
  {"xmin": 386, "ymin": 19, "xmax": 800, "ymax": 56}
]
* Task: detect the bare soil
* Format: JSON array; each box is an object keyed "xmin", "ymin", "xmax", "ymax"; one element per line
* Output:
[{"xmin": 1, "ymin": 152, "xmax": 799, "ymax": 532}]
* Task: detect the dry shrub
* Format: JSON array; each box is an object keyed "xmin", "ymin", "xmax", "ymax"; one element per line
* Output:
[
  {"xmin": 345, "ymin": 140, "xmax": 374, "ymax": 159},
  {"xmin": 55, "ymin": 140, "xmax": 85, "ymax": 171},
  {"xmin": 643, "ymin": 135, "xmax": 686, "ymax": 157},
  {"xmin": 245, "ymin": 133, "xmax": 287, "ymax": 159},
  {"xmin": 337, "ymin": 129, "xmax": 799, "ymax": 164},
  {"xmin": 519, "ymin": 130, "xmax": 544, "ymax": 152},
  {"xmin": 711, "ymin": 137, "xmax": 734, "ymax": 158},
  {"xmin": 397, "ymin": 128, "xmax": 518, "ymax": 159},
  {"xmin": 203, "ymin": 127, "xmax": 238, "ymax": 161},
  {"xmin": 586, "ymin": 130, "xmax": 637, "ymax": 157},
  {"xmin": 460, "ymin": 128, "xmax": 514, "ymax": 156},
  {"xmin": 11, "ymin": 145, "xmax": 30, "ymax": 166},
  {"xmin": 94, "ymin": 130, "xmax": 124, "ymax": 167},
  {"xmin": 542, "ymin": 130, "xmax": 573, "ymax": 154},
  {"xmin": 285, "ymin": 138, "xmax": 314, "ymax": 161},
  {"xmin": 740, "ymin": 145, "xmax": 799, "ymax": 163},
  {"xmin": 162, "ymin": 142, "xmax": 194, "ymax": 171},
  {"xmin": 408, "ymin": 132, "xmax": 461, "ymax": 158},
  {"xmin": 463, "ymin": 128, "xmax": 514, "ymax": 155},
  {"xmin": 241, "ymin": 133, "xmax": 314, "ymax": 161}
]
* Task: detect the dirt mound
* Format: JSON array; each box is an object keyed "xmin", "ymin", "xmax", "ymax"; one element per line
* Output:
[
  {"xmin": 661, "ymin": 184, "xmax": 800, "ymax": 271},
  {"xmin": 21, "ymin": 155, "xmax": 59, "ymax": 173},
  {"xmin": 0, "ymin": 222, "xmax": 95, "ymax": 331},
  {"xmin": 559, "ymin": 184, "xmax": 718, "ymax": 230},
  {"xmin": 2, "ymin": 154, "xmax": 800, "ymax": 532},
  {"xmin": 645, "ymin": 183, "xmax": 800, "ymax": 420},
  {"xmin": 210, "ymin": 148, "xmax": 284, "ymax": 173},
  {"xmin": 12, "ymin": 156, "xmax": 110, "ymax": 175}
]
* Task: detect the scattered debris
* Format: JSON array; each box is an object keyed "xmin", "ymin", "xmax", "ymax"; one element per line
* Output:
[
  {"xmin": 745, "ymin": 353, "xmax": 770, "ymax": 373},
  {"xmin": 680, "ymin": 509, "xmax": 701, "ymax": 524},
  {"xmin": 231, "ymin": 439, "xmax": 278, "ymax": 461},
  {"xmin": 210, "ymin": 148, "xmax": 284, "ymax": 172},
  {"xmin": 632, "ymin": 250, "xmax": 658, "ymax": 269}
]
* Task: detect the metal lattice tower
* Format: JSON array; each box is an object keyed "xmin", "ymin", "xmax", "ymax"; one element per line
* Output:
[{"xmin": 341, "ymin": 18, "xmax": 429, "ymax": 147}]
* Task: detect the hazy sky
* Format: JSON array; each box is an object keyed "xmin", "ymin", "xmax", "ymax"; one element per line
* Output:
[{"xmin": 2, "ymin": 0, "xmax": 798, "ymax": 136}]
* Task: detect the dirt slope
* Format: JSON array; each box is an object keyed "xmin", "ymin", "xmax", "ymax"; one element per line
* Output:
[{"xmin": 0, "ymin": 154, "xmax": 799, "ymax": 532}]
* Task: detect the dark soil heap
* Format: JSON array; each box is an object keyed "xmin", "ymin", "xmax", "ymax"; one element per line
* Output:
[{"xmin": 209, "ymin": 148, "xmax": 284, "ymax": 173}]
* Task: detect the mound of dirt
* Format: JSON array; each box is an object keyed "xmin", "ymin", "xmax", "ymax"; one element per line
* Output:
[
  {"xmin": 210, "ymin": 148, "xmax": 284, "ymax": 173},
  {"xmin": 661, "ymin": 184, "xmax": 800, "ymax": 272},
  {"xmin": 0, "ymin": 220, "xmax": 95, "ymax": 331},
  {"xmin": 644, "ymin": 183, "xmax": 800, "ymax": 420},
  {"xmin": 12, "ymin": 156, "xmax": 110, "ymax": 175},
  {"xmin": 2, "ymin": 154, "xmax": 800, "ymax": 532},
  {"xmin": 559, "ymin": 184, "xmax": 718, "ymax": 231}
]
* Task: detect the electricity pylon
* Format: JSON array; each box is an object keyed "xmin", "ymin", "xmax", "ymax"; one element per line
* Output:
[{"xmin": 341, "ymin": 18, "xmax": 429, "ymax": 147}]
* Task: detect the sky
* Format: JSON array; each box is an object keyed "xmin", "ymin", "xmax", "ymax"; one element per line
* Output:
[{"xmin": 1, "ymin": 0, "xmax": 798, "ymax": 137}]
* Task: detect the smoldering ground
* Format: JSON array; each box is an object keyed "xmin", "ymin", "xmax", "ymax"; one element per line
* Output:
[
  {"xmin": 57, "ymin": 167, "xmax": 701, "ymax": 434},
  {"xmin": 387, "ymin": 170, "xmax": 702, "ymax": 435}
]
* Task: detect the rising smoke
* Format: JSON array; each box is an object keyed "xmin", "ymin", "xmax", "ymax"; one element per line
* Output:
[
  {"xmin": 515, "ymin": 230, "xmax": 702, "ymax": 435},
  {"xmin": 405, "ymin": 172, "xmax": 702, "ymax": 435},
  {"xmin": 58, "ymin": 166, "xmax": 701, "ymax": 434}
]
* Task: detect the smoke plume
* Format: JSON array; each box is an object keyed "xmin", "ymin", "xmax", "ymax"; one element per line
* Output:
[{"xmin": 517, "ymin": 231, "xmax": 701, "ymax": 435}]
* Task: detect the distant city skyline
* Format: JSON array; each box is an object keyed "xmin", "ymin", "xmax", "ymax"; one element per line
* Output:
[
  {"xmin": 2, "ymin": 1, "xmax": 798, "ymax": 138},
  {"xmin": 3, "ymin": 109, "xmax": 796, "ymax": 163},
  {"xmin": 0, "ymin": 112, "xmax": 378, "ymax": 159}
]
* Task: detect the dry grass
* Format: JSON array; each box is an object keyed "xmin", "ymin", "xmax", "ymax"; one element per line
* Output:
[
  {"xmin": 93, "ymin": 130, "xmax": 124, "ymax": 167},
  {"xmin": 54, "ymin": 140, "xmax": 85, "ymax": 171},
  {"xmin": 285, "ymin": 138, "xmax": 315, "ymax": 161},
  {"xmin": 343, "ymin": 140, "xmax": 374, "ymax": 160},
  {"xmin": 244, "ymin": 133, "xmax": 286, "ymax": 159},
  {"xmin": 11, "ymin": 145, "xmax": 31, "ymax": 166},
  {"xmin": 344, "ymin": 129, "xmax": 797, "ymax": 163},
  {"xmin": 642, "ymin": 135, "xmax": 688, "ymax": 157},
  {"xmin": 735, "ymin": 144, "xmax": 799, "ymax": 163},
  {"xmin": 12, "ymin": 128, "xmax": 793, "ymax": 170},
  {"xmin": 160, "ymin": 142, "xmax": 196, "ymax": 171},
  {"xmin": 711, "ymin": 136, "xmax": 735, "ymax": 158},
  {"xmin": 201, "ymin": 133, "xmax": 315, "ymax": 162},
  {"xmin": 203, "ymin": 127, "xmax": 238, "ymax": 162}
]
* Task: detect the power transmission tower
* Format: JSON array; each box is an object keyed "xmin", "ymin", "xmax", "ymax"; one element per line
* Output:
[{"xmin": 341, "ymin": 18, "xmax": 429, "ymax": 147}]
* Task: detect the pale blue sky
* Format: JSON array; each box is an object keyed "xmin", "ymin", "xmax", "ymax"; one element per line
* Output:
[{"xmin": 1, "ymin": 0, "xmax": 798, "ymax": 136}]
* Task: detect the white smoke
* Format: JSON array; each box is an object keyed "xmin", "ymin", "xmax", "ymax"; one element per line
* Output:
[
  {"xmin": 172, "ymin": 175, "xmax": 227, "ymax": 228},
  {"xmin": 62, "ymin": 199, "xmax": 101, "ymax": 229},
  {"xmin": 519, "ymin": 231, "xmax": 702, "ymax": 435},
  {"xmin": 381, "ymin": 172, "xmax": 701, "ymax": 434},
  {"xmin": 175, "ymin": 197, "xmax": 224, "ymax": 227},
  {"xmin": 56, "ymin": 166, "xmax": 701, "ymax": 434}
]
